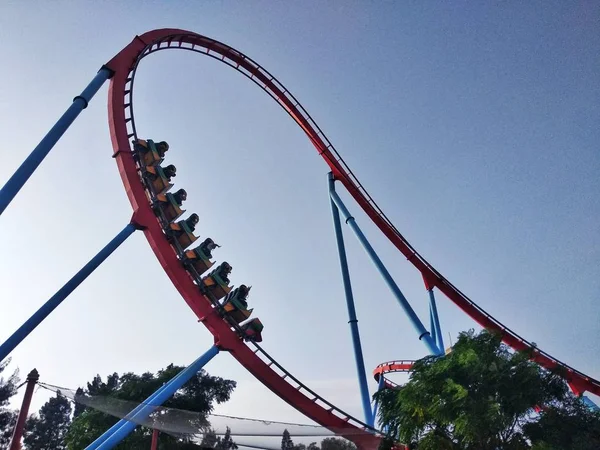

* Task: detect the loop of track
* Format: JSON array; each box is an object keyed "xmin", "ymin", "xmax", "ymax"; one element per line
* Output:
[
  {"xmin": 106, "ymin": 28, "xmax": 598, "ymax": 448},
  {"xmin": 106, "ymin": 29, "xmax": 381, "ymax": 450}
]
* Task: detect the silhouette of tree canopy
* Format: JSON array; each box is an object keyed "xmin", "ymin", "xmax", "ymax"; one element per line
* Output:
[
  {"xmin": 375, "ymin": 329, "xmax": 600, "ymax": 450},
  {"xmin": 24, "ymin": 392, "xmax": 72, "ymax": 449},
  {"xmin": 0, "ymin": 359, "xmax": 19, "ymax": 447},
  {"xmin": 64, "ymin": 364, "xmax": 235, "ymax": 450}
]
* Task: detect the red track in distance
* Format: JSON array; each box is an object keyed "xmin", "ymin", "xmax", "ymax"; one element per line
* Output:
[
  {"xmin": 373, "ymin": 361, "xmax": 415, "ymax": 390},
  {"xmin": 105, "ymin": 28, "xmax": 598, "ymax": 448}
]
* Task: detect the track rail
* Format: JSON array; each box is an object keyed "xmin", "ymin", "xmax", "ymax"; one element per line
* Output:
[
  {"xmin": 106, "ymin": 28, "xmax": 598, "ymax": 445},
  {"xmin": 373, "ymin": 361, "xmax": 415, "ymax": 390},
  {"xmin": 106, "ymin": 29, "xmax": 382, "ymax": 450}
]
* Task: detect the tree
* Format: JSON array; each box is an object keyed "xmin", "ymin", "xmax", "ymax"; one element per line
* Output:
[
  {"xmin": 200, "ymin": 428, "xmax": 219, "ymax": 448},
  {"xmin": 524, "ymin": 396, "xmax": 600, "ymax": 449},
  {"xmin": 307, "ymin": 442, "xmax": 320, "ymax": 450},
  {"xmin": 24, "ymin": 392, "xmax": 72, "ymax": 449},
  {"xmin": 200, "ymin": 427, "xmax": 237, "ymax": 450},
  {"xmin": 65, "ymin": 364, "xmax": 236, "ymax": 449},
  {"xmin": 0, "ymin": 359, "xmax": 19, "ymax": 447},
  {"xmin": 216, "ymin": 427, "xmax": 237, "ymax": 450},
  {"xmin": 281, "ymin": 429, "xmax": 294, "ymax": 450},
  {"xmin": 320, "ymin": 437, "xmax": 355, "ymax": 450},
  {"xmin": 375, "ymin": 329, "xmax": 575, "ymax": 449}
]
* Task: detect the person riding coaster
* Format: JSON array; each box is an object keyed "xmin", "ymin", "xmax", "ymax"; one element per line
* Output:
[
  {"xmin": 183, "ymin": 238, "xmax": 220, "ymax": 275},
  {"xmin": 200, "ymin": 262, "xmax": 232, "ymax": 301},
  {"xmin": 222, "ymin": 285, "xmax": 253, "ymax": 324},
  {"xmin": 240, "ymin": 318, "xmax": 264, "ymax": 343},
  {"xmin": 153, "ymin": 188, "xmax": 187, "ymax": 222},
  {"xmin": 167, "ymin": 213, "xmax": 199, "ymax": 249},
  {"xmin": 132, "ymin": 139, "xmax": 170, "ymax": 166},
  {"xmin": 143, "ymin": 163, "xmax": 176, "ymax": 195}
]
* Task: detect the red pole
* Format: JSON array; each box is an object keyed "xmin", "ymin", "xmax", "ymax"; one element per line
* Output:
[
  {"xmin": 9, "ymin": 368, "xmax": 40, "ymax": 450},
  {"xmin": 151, "ymin": 428, "xmax": 159, "ymax": 450}
]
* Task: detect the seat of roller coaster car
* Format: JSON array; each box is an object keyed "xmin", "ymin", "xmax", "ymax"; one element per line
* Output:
[
  {"xmin": 224, "ymin": 286, "xmax": 250, "ymax": 308},
  {"xmin": 144, "ymin": 166, "xmax": 174, "ymax": 195},
  {"xmin": 184, "ymin": 214, "xmax": 199, "ymax": 232},
  {"xmin": 184, "ymin": 246, "xmax": 215, "ymax": 274},
  {"xmin": 154, "ymin": 193, "xmax": 184, "ymax": 223},
  {"xmin": 168, "ymin": 220, "xmax": 198, "ymax": 249},
  {"xmin": 133, "ymin": 139, "xmax": 168, "ymax": 166},
  {"xmin": 242, "ymin": 318, "xmax": 264, "ymax": 342}
]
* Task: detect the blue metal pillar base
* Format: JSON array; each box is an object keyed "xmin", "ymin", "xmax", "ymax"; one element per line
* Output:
[
  {"xmin": 427, "ymin": 289, "xmax": 444, "ymax": 353},
  {"xmin": 328, "ymin": 174, "xmax": 373, "ymax": 426},
  {"xmin": 328, "ymin": 175, "xmax": 441, "ymax": 356},
  {"xmin": 0, "ymin": 223, "xmax": 135, "ymax": 362},
  {"xmin": 88, "ymin": 345, "xmax": 220, "ymax": 450},
  {"xmin": 0, "ymin": 68, "xmax": 112, "ymax": 216}
]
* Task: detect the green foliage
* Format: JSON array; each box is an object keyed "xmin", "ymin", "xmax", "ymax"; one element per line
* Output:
[
  {"xmin": 281, "ymin": 429, "xmax": 294, "ymax": 450},
  {"xmin": 374, "ymin": 329, "xmax": 576, "ymax": 449},
  {"xmin": 320, "ymin": 437, "xmax": 355, "ymax": 450},
  {"xmin": 0, "ymin": 359, "xmax": 19, "ymax": 447},
  {"xmin": 24, "ymin": 392, "xmax": 72, "ymax": 449},
  {"xmin": 524, "ymin": 396, "xmax": 600, "ymax": 449},
  {"xmin": 280, "ymin": 433, "xmax": 355, "ymax": 450},
  {"xmin": 200, "ymin": 426, "xmax": 237, "ymax": 450},
  {"xmin": 64, "ymin": 364, "xmax": 236, "ymax": 449},
  {"xmin": 307, "ymin": 442, "xmax": 320, "ymax": 450}
]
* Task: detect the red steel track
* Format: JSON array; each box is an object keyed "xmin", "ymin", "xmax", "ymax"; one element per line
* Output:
[
  {"xmin": 105, "ymin": 28, "xmax": 599, "ymax": 446},
  {"xmin": 373, "ymin": 361, "xmax": 415, "ymax": 390}
]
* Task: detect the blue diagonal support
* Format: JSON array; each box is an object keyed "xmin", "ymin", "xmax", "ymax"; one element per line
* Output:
[
  {"xmin": 328, "ymin": 175, "xmax": 441, "ymax": 356},
  {"xmin": 0, "ymin": 68, "xmax": 112, "ymax": 216},
  {"xmin": 88, "ymin": 345, "xmax": 220, "ymax": 450},
  {"xmin": 329, "ymin": 174, "xmax": 373, "ymax": 426}
]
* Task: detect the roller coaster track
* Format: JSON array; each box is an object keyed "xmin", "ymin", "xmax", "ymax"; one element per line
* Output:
[
  {"xmin": 106, "ymin": 28, "xmax": 599, "ymax": 448},
  {"xmin": 373, "ymin": 361, "xmax": 415, "ymax": 390}
]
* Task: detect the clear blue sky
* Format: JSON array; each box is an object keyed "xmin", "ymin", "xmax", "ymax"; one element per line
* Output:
[{"xmin": 0, "ymin": 0, "xmax": 598, "ymax": 432}]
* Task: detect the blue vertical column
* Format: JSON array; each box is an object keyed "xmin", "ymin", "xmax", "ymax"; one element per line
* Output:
[
  {"xmin": 371, "ymin": 371, "xmax": 386, "ymax": 426},
  {"xmin": 0, "ymin": 223, "xmax": 136, "ymax": 362},
  {"xmin": 0, "ymin": 68, "xmax": 112, "ymax": 216},
  {"xmin": 328, "ymin": 174, "xmax": 373, "ymax": 426},
  {"xmin": 88, "ymin": 345, "xmax": 220, "ymax": 450},
  {"xmin": 429, "ymin": 305, "xmax": 437, "ymax": 348},
  {"xmin": 328, "ymin": 175, "xmax": 441, "ymax": 356},
  {"xmin": 427, "ymin": 289, "xmax": 444, "ymax": 353}
]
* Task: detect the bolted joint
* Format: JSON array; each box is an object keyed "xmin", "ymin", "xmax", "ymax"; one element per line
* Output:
[
  {"xmin": 418, "ymin": 331, "xmax": 431, "ymax": 341},
  {"xmin": 213, "ymin": 333, "xmax": 238, "ymax": 353}
]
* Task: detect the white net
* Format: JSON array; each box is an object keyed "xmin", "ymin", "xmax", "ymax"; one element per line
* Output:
[{"xmin": 38, "ymin": 382, "xmax": 366, "ymax": 450}]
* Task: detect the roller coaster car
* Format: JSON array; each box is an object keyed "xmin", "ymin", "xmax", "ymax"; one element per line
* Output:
[
  {"xmin": 132, "ymin": 139, "xmax": 169, "ymax": 166},
  {"xmin": 200, "ymin": 262, "xmax": 232, "ymax": 300},
  {"xmin": 167, "ymin": 215, "xmax": 199, "ymax": 249},
  {"xmin": 153, "ymin": 189, "xmax": 187, "ymax": 222},
  {"xmin": 240, "ymin": 318, "xmax": 263, "ymax": 343},
  {"xmin": 222, "ymin": 285, "xmax": 253, "ymax": 324},
  {"xmin": 184, "ymin": 238, "xmax": 219, "ymax": 275},
  {"xmin": 143, "ymin": 164, "xmax": 176, "ymax": 195}
]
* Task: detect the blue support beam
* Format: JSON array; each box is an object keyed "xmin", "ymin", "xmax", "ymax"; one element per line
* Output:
[
  {"xmin": 371, "ymin": 371, "xmax": 387, "ymax": 427},
  {"xmin": 429, "ymin": 303, "xmax": 437, "ymax": 348},
  {"xmin": 0, "ymin": 223, "xmax": 136, "ymax": 362},
  {"xmin": 0, "ymin": 68, "xmax": 112, "ymax": 216},
  {"xmin": 328, "ymin": 175, "xmax": 373, "ymax": 426},
  {"xmin": 582, "ymin": 396, "xmax": 600, "ymax": 412},
  {"xmin": 88, "ymin": 345, "xmax": 220, "ymax": 450},
  {"xmin": 428, "ymin": 289, "xmax": 444, "ymax": 353},
  {"xmin": 328, "ymin": 176, "xmax": 441, "ymax": 356}
]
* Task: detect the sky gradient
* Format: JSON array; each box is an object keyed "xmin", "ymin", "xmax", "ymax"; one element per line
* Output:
[{"xmin": 0, "ymin": 0, "xmax": 598, "ymax": 437}]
